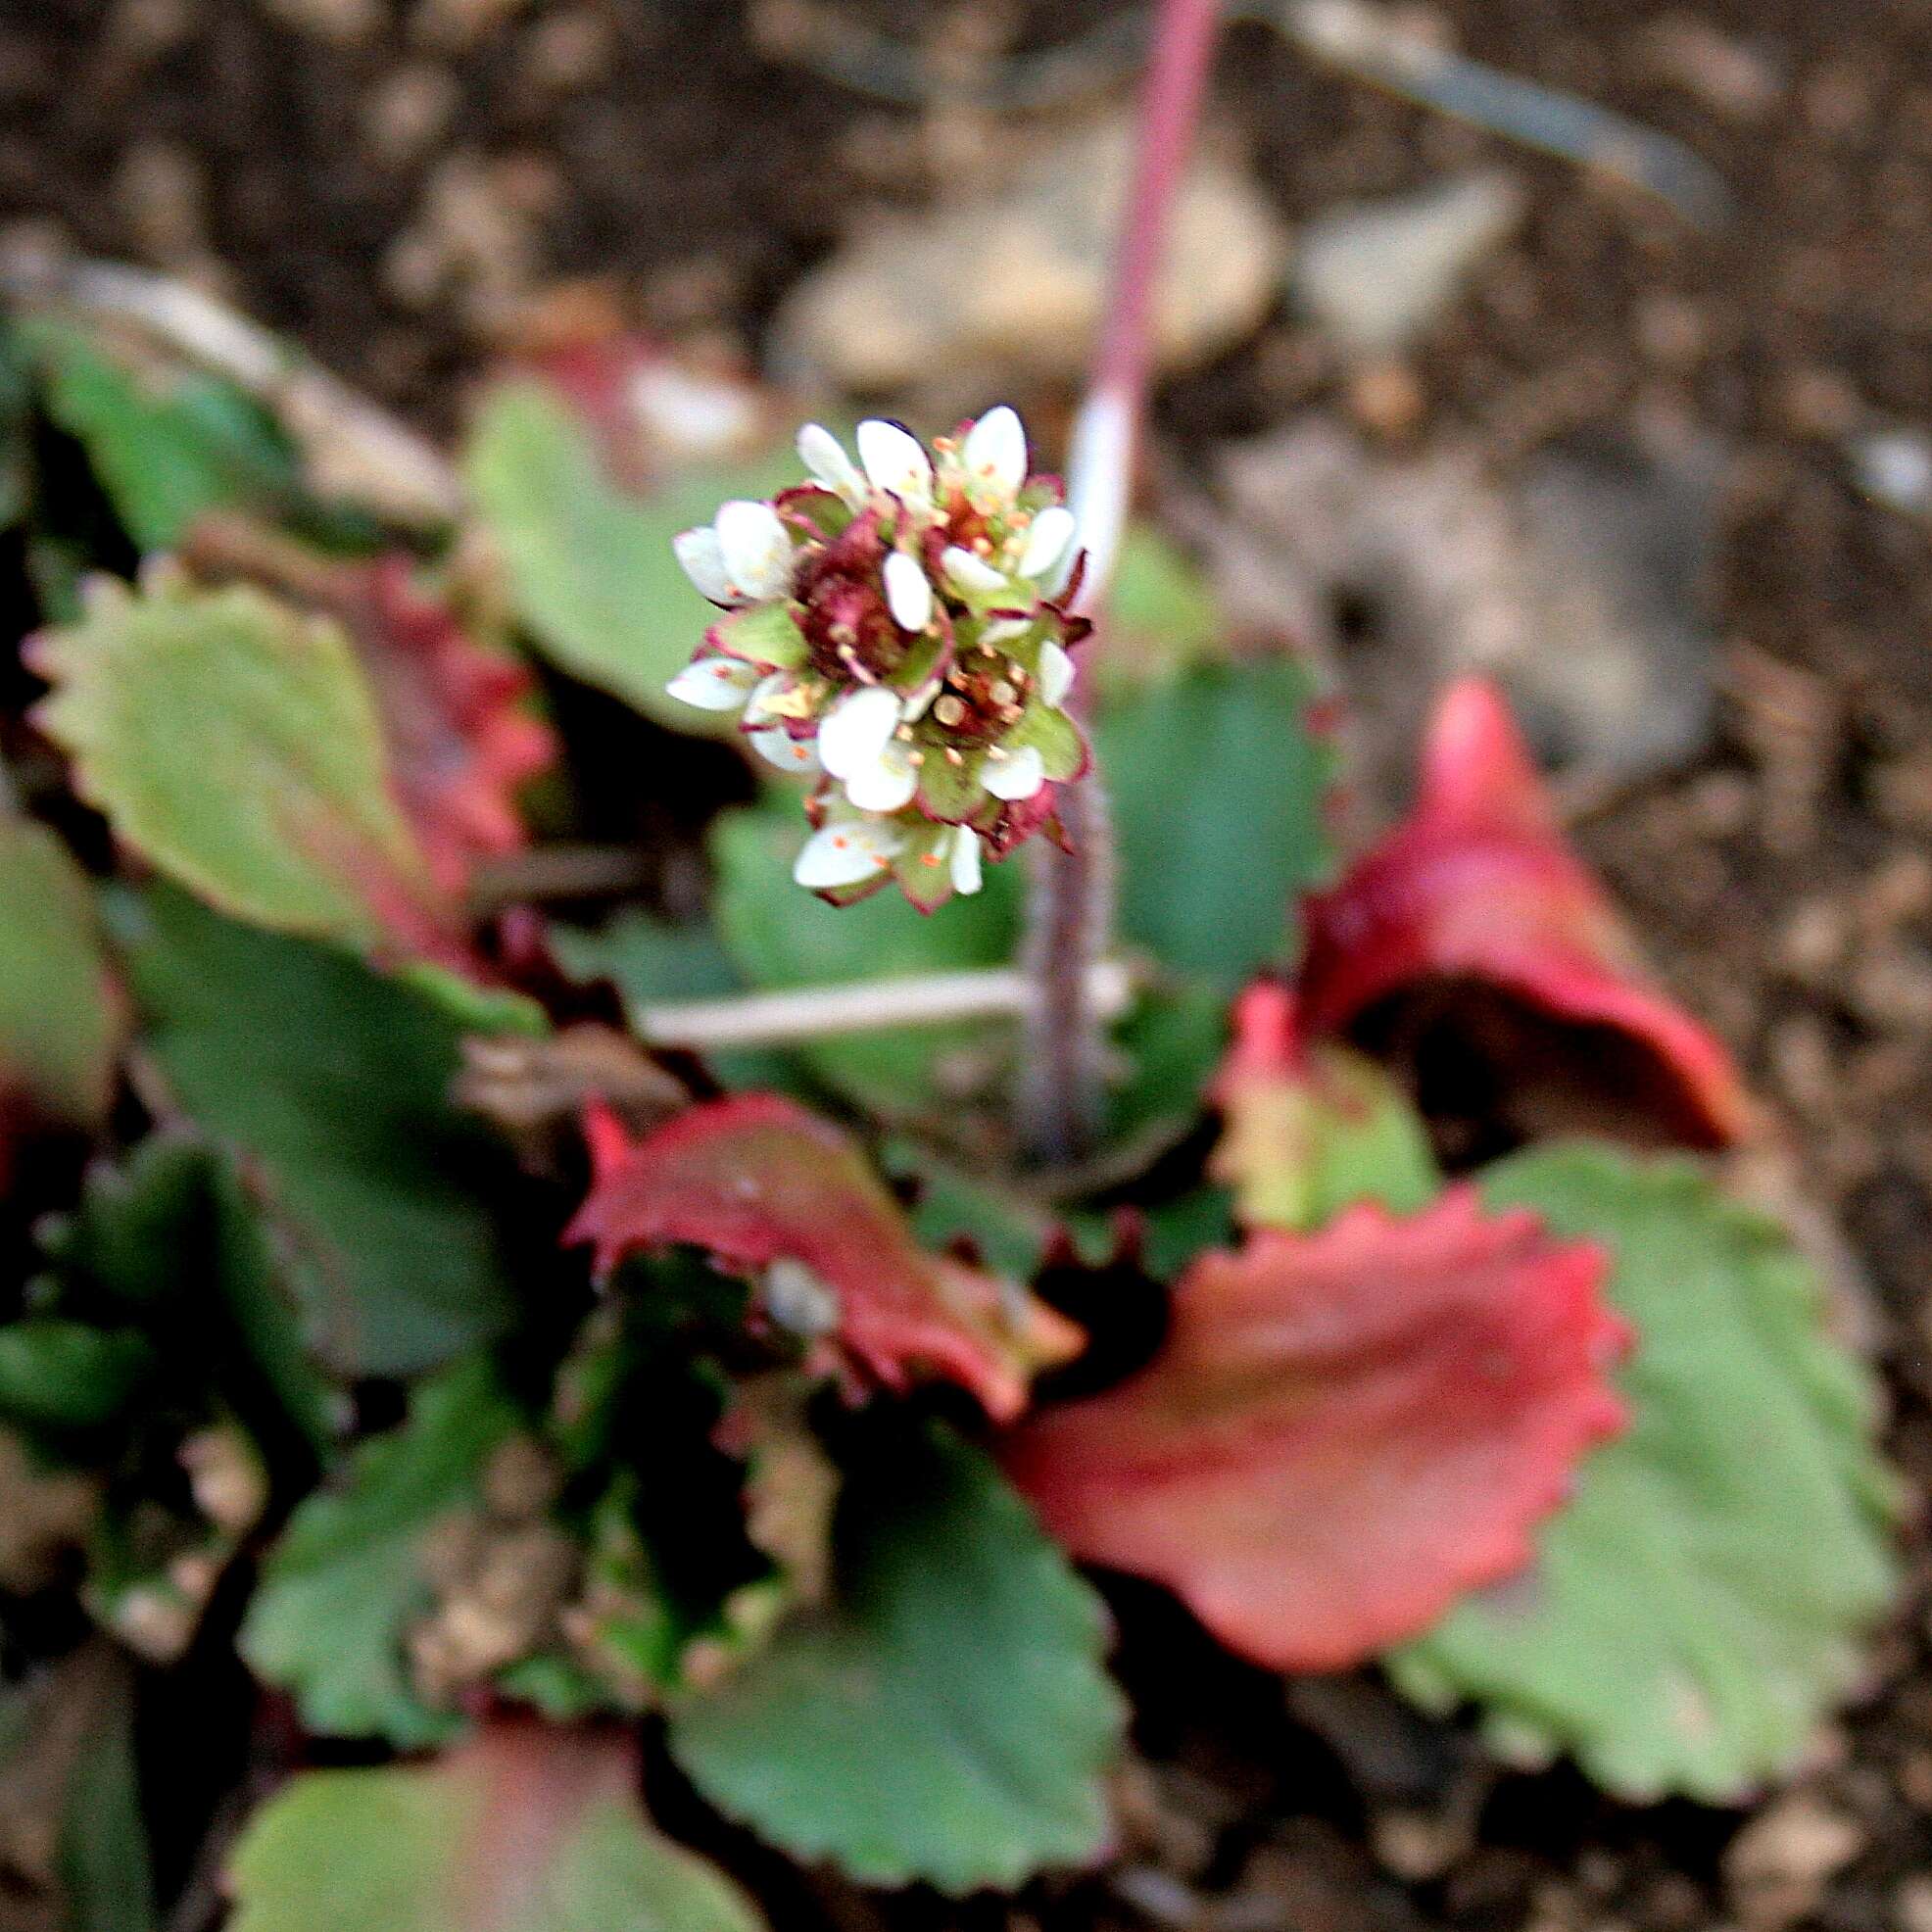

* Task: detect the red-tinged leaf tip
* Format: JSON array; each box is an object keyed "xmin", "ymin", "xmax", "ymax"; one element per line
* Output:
[
  {"xmin": 565, "ymin": 1093, "xmax": 1081, "ymax": 1420},
  {"xmin": 1003, "ymin": 1188, "xmax": 1630, "ymax": 1671},
  {"xmin": 356, "ymin": 557, "xmax": 555, "ymax": 899},
  {"xmin": 1299, "ymin": 677, "xmax": 1751, "ymax": 1148},
  {"xmin": 579, "ymin": 1099, "xmax": 635, "ymax": 1183}
]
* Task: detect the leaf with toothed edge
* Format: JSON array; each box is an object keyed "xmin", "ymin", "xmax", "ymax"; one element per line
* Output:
[
  {"xmin": 667, "ymin": 1420, "xmax": 1123, "ymax": 1895},
  {"xmin": 1003, "ymin": 1187, "xmax": 1629, "ymax": 1672},
  {"xmin": 1299, "ymin": 678, "xmax": 1750, "ymax": 1149},
  {"xmin": 567, "ymin": 1092, "xmax": 1080, "ymax": 1421},
  {"xmin": 226, "ymin": 1719, "xmax": 767, "ymax": 1932},
  {"xmin": 1388, "ymin": 1143, "xmax": 1900, "ymax": 1803},
  {"xmin": 27, "ymin": 577, "xmax": 458, "ymax": 959}
]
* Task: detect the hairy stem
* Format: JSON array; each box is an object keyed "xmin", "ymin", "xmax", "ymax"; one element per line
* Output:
[{"xmin": 1018, "ymin": 0, "xmax": 1223, "ymax": 1166}]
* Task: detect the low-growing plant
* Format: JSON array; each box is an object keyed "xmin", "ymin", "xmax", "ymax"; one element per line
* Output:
[{"xmin": 0, "ymin": 1, "xmax": 1900, "ymax": 1924}]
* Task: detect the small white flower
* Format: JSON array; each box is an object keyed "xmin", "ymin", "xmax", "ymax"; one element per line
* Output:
[
  {"xmin": 667, "ymin": 655, "xmax": 760, "ymax": 712},
  {"xmin": 817, "ymin": 685, "xmax": 902, "ymax": 780},
  {"xmin": 1038, "ymin": 638, "xmax": 1076, "ymax": 707},
  {"xmin": 744, "ymin": 669, "xmax": 813, "ymax": 726},
  {"xmin": 856, "ymin": 419, "xmax": 935, "ymax": 508},
  {"xmin": 961, "ymin": 406, "xmax": 1027, "ymax": 503},
  {"xmin": 843, "ymin": 739, "xmax": 918, "ymax": 813},
  {"xmin": 941, "ymin": 545, "xmax": 1008, "ymax": 596},
  {"xmin": 1018, "ymin": 505, "xmax": 1077, "ymax": 582},
  {"xmin": 797, "ymin": 423, "xmax": 867, "ymax": 508},
  {"xmin": 673, "ymin": 526, "xmax": 737, "ymax": 604},
  {"xmin": 983, "ymin": 744, "xmax": 1045, "ymax": 802},
  {"xmin": 749, "ymin": 725, "xmax": 822, "ymax": 775},
  {"xmin": 794, "ymin": 814, "xmax": 904, "ymax": 891},
  {"xmin": 946, "ymin": 826, "xmax": 984, "ymax": 895},
  {"xmin": 883, "ymin": 552, "xmax": 935, "ymax": 633},
  {"xmin": 714, "ymin": 500, "xmax": 795, "ymax": 602}
]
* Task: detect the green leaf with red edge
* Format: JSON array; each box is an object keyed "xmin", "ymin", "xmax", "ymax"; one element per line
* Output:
[
  {"xmin": 667, "ymin": 1419, "xmax": 1122, "ymax": 1896},
  {"xmin": 1300, "ymin": 677, "xmax": 1751, "ymax": 1149},
  {"xmin": 462, "ymin": 376, "xmax": 799, "ymax": 731},
  {"xmin": 1389, "ymin": 1144, "xmax": 1900, "ymax": 1802},
  {"xmin": 1003, "ymin": 1188, "xmax": 1629, "ymax": 1671},
  {"xmin": 27, "ymin": 576, "xmax": 461, "ymax": 960},
  {"xmin": 226, "ymin": 1719, "xmax": 767, "ymax": 1932},
  {"xmin": 315, "ymin": 551, "xmax": 555, "ymax": 899},
  {"xmin": 567, "ymin": 1093, "xmax": 1081, "ymax": 1422},
  {"xmin": 1211, "ymin": 979, "xmax": 1438, "ymax": 1232},
  {"xmin": 0, "ymin": 811, "xmax": 122, "ymax": 1133}
]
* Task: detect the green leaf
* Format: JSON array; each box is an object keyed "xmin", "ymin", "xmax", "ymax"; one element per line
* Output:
[
  {"xmin": 1097, "ymin": 658, "xmax": 1334, "ymax": 990},
  {"xmin": 30, "ymin": 579, "xmax": 442, "ymax": 951},
  {"xmin": 37, "ymin": 1134, "xmax": 334, "ymax": 1465},
  {"xmin": 115, "ymin": 888, "xmax": 518, "ymax": 1377},
  {"xmin": 668, "ymin": 1420, "xmax": 1123, "ymax": 1894},
  {"xmin": 241, "ymin": 1357, "xmax": 518, "ymax": 1748},
  {"xmin": 709, "ymin": 804, "xmax": 1024, "ymax": 1118},
  {"xmin": 1388, "ymin": 1144, "xmax": 1900, "ymax": 1802},
  {"xmin": 226, "ymin": 1721, "xmax": 766, "ymax": 1932},
  {"xmin": 549, "ymin": 910, "xmax": 742, "ymax": 1007},
  {"xmin": 0, "ymin": 1321, "xmax": 154, "ymax": 1439},
  {"xmin": 57, "ymin": 1672, "xmax": 155, "ymax": 1932},
  {"xmin": 27, "ymin": 318, "xmax": 301, "ymax": 553},
  {"xmin": 1098, "ymin": 525, "xmax": 1224, "ymax": 699},
  {"xmin": 0, "ymin": 812, "xmax": 121, "ymax": 1127},
  {"xmin": 463, "ymin": 382, "xmax": 798, "ymax": 729}
]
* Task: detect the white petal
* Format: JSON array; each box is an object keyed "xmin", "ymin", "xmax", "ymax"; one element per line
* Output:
[
  {"xmin": 797, "ymin": 422, "xmax": 866, "ymax": 507},
  {"xmin": 673, "ymin": 526, "xmax": 736, "ymax": 604},
  {"xmin": 816, "ymin": 685, "xmax": 902, "ymax": 780},
  {"xmin": 1038, "ymin": 639, "xmax": 1076, "ymax": 706},
  {"xmin": 1018, "ymin": 505, "xmax": 1077, "ymax": 581},
  {"xmin": 983, "ymin": 744, "xmax": 1045, "ymax": 801},
  {"xmin": 714, "ymin": 499, "xmax": 794, "ymax": 602},
  {"xmin": 980, "ymin": 616, "xmax": 1034, "ymax": 647},
  {"xmin": 794, "ymin": 817, "xmax": 903, "ymax": 891},
  {"xmin": 948, "ymin": 827, "xmax": 983, "ymax": 895},
  {"xmin": 666, "ymin": 655, "xmax": 759, "ymax": 712},
  {"xmin": 749, "ymin": 725, "xmax": 822, "ymax": 775},
  {"xmin": 942, "ymin": 545, "xmax": 1008, "ymax": 595},
  {"xmin": 883, "ymin": 551, "xmax": 935, "ymax": 633},
  {"xmin": 856, "ymin": 419, "xmax": 934, "ymax": 506},
  {"xmin": 843, "ymin": 741, "xmax": 918, "ymax": 813},
  {"xmin": 962, "ymin": 406, "xmax": 1027, "ymax": 501}
]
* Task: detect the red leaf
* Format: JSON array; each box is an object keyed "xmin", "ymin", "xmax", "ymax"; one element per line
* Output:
[
  {"xmin": 1003, "ymin": 1190, "xmax": 1629, "ymax": 1669},
  {"xmin": 1299, "ymin": 678, "xmax": 1750, "ymax": 1148},
  {"xmin": 350, "ymin": 557, "xmax": 555, "ymax": 897},
  {"xmin": 567, "ymin": 1094, "xmax": 1081, "ymax": 1421}
]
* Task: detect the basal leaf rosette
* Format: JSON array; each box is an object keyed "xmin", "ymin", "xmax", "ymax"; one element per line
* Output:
[{"xmin": 664, "ymin": 411, "xmax": 1090, "ymax": 911}]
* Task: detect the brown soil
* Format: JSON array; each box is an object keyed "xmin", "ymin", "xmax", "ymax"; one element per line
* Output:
[{"xmin": 4, "ymin": 2, "xmax": 1931, "ymax": 1929}]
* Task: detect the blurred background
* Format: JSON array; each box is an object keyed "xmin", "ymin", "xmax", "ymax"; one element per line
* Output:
[{"xmin": 4, "ymin": 2, "xmax": 1932, "ymax": 1926}]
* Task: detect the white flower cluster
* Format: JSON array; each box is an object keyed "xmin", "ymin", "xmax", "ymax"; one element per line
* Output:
[{"xmin": 666, "ymin": 409, "xmax": 1089, "ymax": 909}]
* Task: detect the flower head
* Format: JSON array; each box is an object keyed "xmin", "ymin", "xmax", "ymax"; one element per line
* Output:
[{"xmin": 667, "ymin": 408, "xmax": 1089, "ymax": 908}]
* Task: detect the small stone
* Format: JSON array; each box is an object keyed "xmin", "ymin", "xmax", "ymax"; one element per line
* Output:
[
  {"xmin": 259, "ymin": 0, "xmax": 385, "ymax": 45},
  {"xmin": 410, "ymin": 0, "xmax": 528, "ymax": 53},
  {"xmin": 1643, "ymin": 16, "xmax": 1784, "ymax": 121},
  {"xmin": 771, "ymin": 111, "xmax": 1287, "ymax": 398},
  {"xmin": 1779, "ymin": 367, "xmax": 1863, "ymax": 438},
  {"xmin": 1723, "ymin": 1793, "xmax": 1864, "ymax": 1930},
  {"xmin": 363, "ymin": 62, "xmax": 461, "ymax": 170},
  {"xmin": 1896, "ymin": 1876, "xmax": 1932, "ymax": 1932},
  {"xmin": 1292, "ymin": 169, "xmax": 1526, "ymax": 356},
  {"xmin": 1346, "ymin": 358, "xmax": 1427, "ymax": 439},
  {"xmin": 1852, "ymin": 428, "xmax": 1932, "ymax": 515}
]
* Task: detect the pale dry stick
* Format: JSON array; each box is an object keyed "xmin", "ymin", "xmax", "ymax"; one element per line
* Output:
[
  {"xmin": 764, "ymin": 0, "xmax": 1729, "ymax": 226},
  {"xmin": 633, "ymin": 960, "xmax": 1137, "ymax": 1055},
  {"xmin": 0, "ymin": 240, "xmax": 461, "ymax": 525},
  {"xmin": 1018, "ymin": 0, "xmax": 1223, "ymax": 1167}
]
